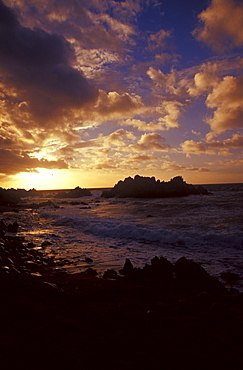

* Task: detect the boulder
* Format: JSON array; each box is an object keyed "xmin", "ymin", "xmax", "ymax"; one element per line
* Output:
[
  {"xmin": 175, "ymin": 257, "xmax": 226, "ymax": 293},
  {"xmin": 142, "ymin": 256, "xmax": 174, "ymax": 281},
  {"xmin": 119, "ymin": 258, "xmax": 134, "ymax": 275},
  {"xmin": 7, "ymin": 222, "xmax": 19, "ymax": 233},
  {"xmin": 0, "ymin": 220, "xmax": 7, "ymax": 237},
  {"xmin": 103, "ymin": 269, "xmax": 118, "ymax": 279},
  {"xmin": 85, "ymin": 267, "xmax": 98, "ymax": 276},
  {"xmin": 0, "ymin": 220, "xmax": 7, "ymax": 231}
]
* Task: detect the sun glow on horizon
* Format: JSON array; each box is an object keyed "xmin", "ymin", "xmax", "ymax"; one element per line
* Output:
[
  {"xmin": 12, "ymin": 168, "xmax": 121, "ymax": 190},
  {"xmin": 6, "ymin": 167, "xmax": 243, "ymax": 191},
  {"xmin": 14, "ymin": 168, "xmax": 74, "ymax": 190}
]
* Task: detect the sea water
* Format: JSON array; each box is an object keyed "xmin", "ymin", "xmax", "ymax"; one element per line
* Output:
[{"xmin": 6, "ymin": 183, "xmax": 243, "ymax": 290}]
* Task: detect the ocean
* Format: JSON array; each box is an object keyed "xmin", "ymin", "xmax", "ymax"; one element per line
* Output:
[{"xmin": 4, "ymin": 183, "xmax": 243, "ymax": 290}]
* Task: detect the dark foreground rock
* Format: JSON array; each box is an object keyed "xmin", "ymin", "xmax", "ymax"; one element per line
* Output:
[
  {"xmin": 101, "ymin": 175, "xmax": 210, "ymax": 198},
  {"xmin": 0, "ymin": 229, "xmax": 242, "ymax": 370}
]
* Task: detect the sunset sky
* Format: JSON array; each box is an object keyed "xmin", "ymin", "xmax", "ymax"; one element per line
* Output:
[{"xmin": 0, "ymin": 0, "xmax": 243, "ymax": 190}]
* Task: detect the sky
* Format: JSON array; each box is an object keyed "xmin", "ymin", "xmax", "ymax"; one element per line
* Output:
[{"xmin": 0, "ymin": 0, "xmax": 243, "ymax": 190}]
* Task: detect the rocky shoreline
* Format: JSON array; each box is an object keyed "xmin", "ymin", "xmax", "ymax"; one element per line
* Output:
[{"xmin": 0, "ymin": 219, "xmax": 243, "ymax": 369}]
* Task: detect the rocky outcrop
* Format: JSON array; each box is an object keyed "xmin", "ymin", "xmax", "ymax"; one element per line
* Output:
[
  {"xmin": 15, "ymin": 188, "xmax": 39, "ymax": 197},
  {"xmin": 101, "ymin": 175, "xmax": 210, "ymax": 198},
  {"xmin": 1, "ymin": 232, "xmax": 242, "ymax": 370},
  {"xmin": 174, "ymin": 257, "xmax": 226, "ymax": 294},
  {"xmin": 0, "ymin": 188, "xmax": 21, "ymax": 205},
  {"xmin": 119, "ymin": 256, "xmax": 227, "ymax": 294},
  {"xmin": 55, "ymin": 186, "xmax": 92, "ymax": 198}
]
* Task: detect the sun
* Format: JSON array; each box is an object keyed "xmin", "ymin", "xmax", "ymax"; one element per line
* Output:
[
  {"xmin": 13, "ymin": 168, "xmax": 109, "ymax": 190},
  {"xmin": 14, "ymin": 168, "xmax": 69, "ymax": 190}
]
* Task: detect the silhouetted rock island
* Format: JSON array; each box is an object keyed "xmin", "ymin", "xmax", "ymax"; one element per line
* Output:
[
  {"xmin": 101, "ymin": 175, "xmax": 210, "ymax": 198},
  {"xmin": 55, "ymin": 186, "xmax": 92, "ymax": 198}
]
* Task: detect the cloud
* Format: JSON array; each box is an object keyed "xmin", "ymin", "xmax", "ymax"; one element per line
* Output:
[
  {"xmin": 188, "ymin": 71, "xmax": 219, "ymax": 97},
  {"xmin": 224, "ymin": 133, "xmax": 243, "ymax": 148},
  {"xmin": 191, "ymin": 130, "xmax": 201, "ymax": 136},
  {"xmin": 181, "ymin": 139, "xmax": 232, "ymax": 156},
  {"xmin": 105, "ymin": 129, "xmax": 136, "ymax": 145},
  {"xmin": 148, "ymin": 29, "xmax": 172, "ymax": 50},
  {"xmin": 0, "ymin": 149, "xmax": 68, "ymax": 176},
  {"xmin": 93, "ymin": 90, "xmax": 144, "ymax": 119},
  {"xmin": 194, "ymin": 0, "xmax": 243, "ymax": 52},
  {"xmin": 97, "ymin": 13, "xmax": 135, "ymax": 42},
  {"xmin": 56, "ymin": 138, "xmax": 103, "ymax": 158},
  {"xmin": 206, "ymin": 75, "xmax": 243, "ymax": 133},
  {"xmin": 56, "ymin": 129, "xmax": 136, "ymax": 157},
  {"xmin": 147, "ymin": 67, "xmax": 178, "ymax": 94},
  {"xmin": 3, "ymin": 0, "xmax": 138, "ymax": 81},
  {"xmin": 157, "ymin": 101, "xmax": 183, "ymax": 129},
  {"xmin": 129, "ymin": 155, "xmax": 154, "ymax": 162},
  {"xmin": 182, "ymin": 58, "xmax": 243, "ymax": 98},
  {"xmin": 74, "ymin": 48, "xmax": 121, "ymax": 80},
  {"xmin": 0, "ymin": 1, "xmax": 98, "ymax": 128},
  {"xmin": 161, "ymin": 161, "xmax": 210, "ymax": 172},
  {"xmin": 181, "ymin": 140, "xmax": 206, "ymax": 155},
  {"xmin": 95, "ymin": 160, "xmax": 117, "ymax": 170},
  {"xmin": 146, "ymin": 67, "xmax": 191, "ymax": 129},
  {"xmin": 121, "ymin": 118, "xmax": 177, "ymax": 131},
  {"xmin": 155, "ymin": 53, "xmax": 178, "ymax": 65},
  {"xmin": 129, "ymin": 132, "xmax": 170, "ymax": 152}
]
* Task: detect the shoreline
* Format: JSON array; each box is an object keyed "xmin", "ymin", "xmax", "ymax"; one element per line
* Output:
[
  {"xmin": 2, "ymin": 201, "xmax": 243, "ymax": 293},
  {"xmin": 0, "ymin": 221, "xmax": 243, "ymax": 369}
]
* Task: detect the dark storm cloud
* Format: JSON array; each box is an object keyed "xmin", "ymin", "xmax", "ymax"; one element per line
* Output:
[
  {"xmin": 0, "ymin": 149, "xmax": 68, "ymax": 175},
  {"xmin": 0, "ymin": 1, "xmax": 98, "ymax": 125}
]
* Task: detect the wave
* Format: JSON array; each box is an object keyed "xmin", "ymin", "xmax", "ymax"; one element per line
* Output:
[{"xmin": 53, "ymin": 214, "xmax": 243, "ymax": 251}]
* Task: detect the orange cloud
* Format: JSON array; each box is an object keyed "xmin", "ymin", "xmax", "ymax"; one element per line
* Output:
[
  {"xmin": 181, "ymin": 139, "xmax": 232, "ymax": 156},
  {"xmin": 121, "ymin": 118, "xmax": 176, "ymax": 131},
  {"xmin": 148, "ymin": 29, "xmax": 172, "ymax": 50},
  {"xmin": 194, "ymin": 0, "xmax": 243, "ymax": 52},
  {"xmin": 0, "ymin": 149, "xmax": 68, "ymax": 176},
  {"xmin": 161, "ymin": 161, "xmax": 210, "ymax": 172},
  {"xmin": 93, "ymin": 90, "xmax": 144, "ymax": 119},
  {"xmin": 188, "ymin": 71, "xmax": 219, "ymax": 97},
  {"xmin": 206, "ymin": 75, "xmax": 243, "ymax": 133},
  {"xmin": 224, "ymin": 133, "xmax": 243, "ymax": 148},
  {"xmin": 129, "ymin": 133, "xmax": 170, "ymax": 152},
  {"xmin": 129, "ymin": 155, "xmax": 155, "ymax": 162},
  {"xmin": 105, "ymin": 129, "xmax": 136, "ymax": 146},
  {"xmin": 181, "ymin": 140, "xmax": 206, "ymax": 155},
  {"xmin": 147, "ymin": 67, "xmax": 179, "ymax": 94}
]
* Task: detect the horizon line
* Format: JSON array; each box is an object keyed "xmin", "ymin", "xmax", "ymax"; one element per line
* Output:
[{"xmin": 10, "ymin": 181, "xmax": 243, "ymax": 192}]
